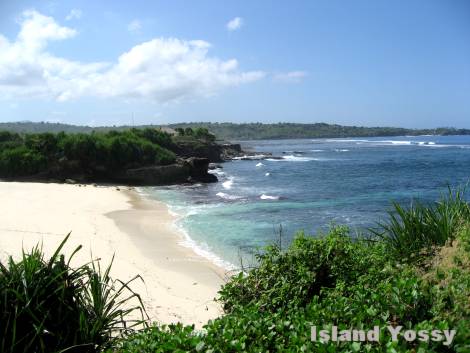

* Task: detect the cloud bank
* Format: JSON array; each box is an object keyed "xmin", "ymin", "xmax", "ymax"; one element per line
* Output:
[{"xmin": 0, "ymin": 10, "xmax": 264, "ymax": 103}]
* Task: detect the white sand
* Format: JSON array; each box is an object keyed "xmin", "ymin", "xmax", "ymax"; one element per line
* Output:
[{"xmin": 0, "ymin": 182, "xmax": 226, "ymax": 328}]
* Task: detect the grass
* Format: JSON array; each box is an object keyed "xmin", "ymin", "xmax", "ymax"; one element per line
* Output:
[
  {"xmin": 0, "ymin": 234, "xmax": 146, "ymax": 353},
  {"xmin": 370, "ymin": 186, "xmax": 470, "ymax": 261}
]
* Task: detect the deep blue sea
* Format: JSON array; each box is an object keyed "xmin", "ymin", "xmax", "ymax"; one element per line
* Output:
[{"xmin": 141, "ymin": 135, "xmax": 470, "ymax": 269}]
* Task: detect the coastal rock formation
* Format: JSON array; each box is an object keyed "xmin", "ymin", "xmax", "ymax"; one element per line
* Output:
[
  {"xmin": 118, "ymin": 157, "xmax": 217, "ymax": 185},
  {"xmin": 185, "ymin": 157, "xmax": 218, "ymax": 183},
  {"xmin": 172, "ymin": 141, "xmax": 244, "ymax": 162}
]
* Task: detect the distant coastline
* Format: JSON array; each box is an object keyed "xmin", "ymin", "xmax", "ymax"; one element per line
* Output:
[{"xmin": 1, "ymin": 121, "xmax": 469, "ymax": 141}]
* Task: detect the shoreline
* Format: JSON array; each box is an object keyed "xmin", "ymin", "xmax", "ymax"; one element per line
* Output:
[
  {"xmin": 0, "ymin": 181, "xmax": 226, "ymax": 328},
  {"xmin": 136, "ymin": 186, "xmax": 238, "ymax": 271},
  {"xmin": 107, "ymin": 188, "xmax": 227, "ymax": 326}
]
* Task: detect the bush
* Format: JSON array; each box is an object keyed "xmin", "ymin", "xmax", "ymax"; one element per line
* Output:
[
  {"xmin": 114, "ymin": 191, "xmax": 470, "ymax": 352},
  {"xmin": 0, "ymin": 129, "xmax": 178, "ymax": 178},
  {"xmin": 219, "ymin": 226, "xmax": 390, "ymax": 314},
  {"xmin": 0, "ymin": 146, "xmax": 47, "ymax": 176},
  {"xmin": 131, "ymin": 128, "xmax": 174, "ymax": 149},
  {"xmin": 0, "ymin": 235, "xmax": 146, "ymax": 353}
]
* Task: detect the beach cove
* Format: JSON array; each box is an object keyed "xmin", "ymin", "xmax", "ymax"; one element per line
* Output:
[{"xmin": 0, "ymin": 181, "xmax": 225, "ymax": 328}]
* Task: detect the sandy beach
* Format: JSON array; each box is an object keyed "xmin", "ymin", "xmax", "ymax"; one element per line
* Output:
[{"xmin": 0, "ymin": 181, "xmax": 225, "ymax": 328}]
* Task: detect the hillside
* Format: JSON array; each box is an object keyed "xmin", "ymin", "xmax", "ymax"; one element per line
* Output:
[
  {"xmin": 1, "ymin": 121, "xmax": 469, "ymax": 141},
  {"xmin": 168, "ymin": 122, "xmax": 470, "ymax": 140}
]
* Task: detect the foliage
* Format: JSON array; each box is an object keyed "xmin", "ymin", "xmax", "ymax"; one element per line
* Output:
[
  {"xmin": 2, "ymin": 121, "xmax": 469, "ymax": 140},
  {"xmin": 219, "ymin": 227, "xmax": 390, "ymax": 314},
  {"xmin": 175, "ymin": 127, "xmax": 216, "ymax": 142},
  {"xmin": 168, "ymin": 122, "xmax": 470, "ymax": 140},
  {"xmin": 0, "ymin": 235, "xmax": 146, "ymax": 353},
  {"xmin": 370, "ymin": 187, "xmax": 470, "ymax": 261},
  {"xmin": 0, "ymin": 145, "xmax": 47, "ymax": 176},
  {"xmin": 113, "ymin": 191, "xmax": 470, "ymax": 352},
  {"xmin": 0, "ymin": 128, "xmax": 176, "ymax": 178}
]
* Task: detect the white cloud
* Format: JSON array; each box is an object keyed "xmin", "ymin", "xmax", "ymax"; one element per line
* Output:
[
  {"xmin": 127, "ymin": 19, "xmax": 142, "ymax": 33},
  {"xmin": 65, "ymin": 9, "xmax": 82, "ymax": 21},
  {"xmin": 273, "ymin": 71, "xmax": 308, "ymax": 83},
  {"xmin": 226, "ymin": 17, "xmax": 243, "ymax": 31},
  {"xmin": 0, "ymin": 10, "xmax": 264, "ymax": 103}
]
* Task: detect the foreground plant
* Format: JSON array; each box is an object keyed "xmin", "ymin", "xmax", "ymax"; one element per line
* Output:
[
  {"xmin": 0, "ymin": 234, "xmax": 146, "ymax": 353},
  {"xmin": 370, "ymin": 186, "xmax": 470, "ymax": 261},
  {"xmin": 113, "ymin": 189, "xmax": 470, "ymax": 352}
]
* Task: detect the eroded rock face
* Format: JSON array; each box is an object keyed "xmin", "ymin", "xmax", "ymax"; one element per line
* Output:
[
  {"xmin": 122, "ymin": 164, "xmax": 190, "ymax": 185},
  {"xmin": 172, "ymin": 142, "xmax": 245, "ymax": 162},
  {"xmin": 117, "ymin": 157, "xmax": 217, "ymax": 185},
  {"xmin": 173, "ymin": 142, "xmax": 224, "ymax": 162},
  {"xmin": 184, "ymin": 157, "xmax": 218, "ymax": 183}
]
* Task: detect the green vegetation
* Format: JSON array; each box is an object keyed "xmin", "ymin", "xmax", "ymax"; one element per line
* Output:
[
  {"xmin": 0, "ymin": 235, "xmax": 146, "ymax": 353},
  {"xmin": 174, "ymin": 127, "xmax": 216, "ymax": 143},
  {"xmin": 2, "ymin": 190, "xmax": 469, "ymax": 352},
  {"xmin": 0, "ymin": 129, "xmax": 176, "ymax": 178},
  {"xmin": 112, "ymin": 190, "xmax": 470, "ymax": 352},
  {"xmin": 168, "ymin": 122, "xmax": 470, "ymax": 140},
  {"xmin": 1, "ymin": 121, "xmax": 469, "ymax": 141},
  {"xmin": 371, "ymin": 187, "xmax": 470, "ymax": 261}
]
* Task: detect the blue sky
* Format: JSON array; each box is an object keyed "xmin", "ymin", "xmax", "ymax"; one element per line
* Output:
[{"xmin": 0, "ymin": 0, "xmax": 469, "ymax": 128}]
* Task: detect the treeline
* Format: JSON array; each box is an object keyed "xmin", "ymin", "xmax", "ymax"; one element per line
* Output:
[
  {"xmin": 1, "ymin": 121, "xmax": 469, "ymax": 141},
  {"xmin": 0, "ymin": 129, "xmax": 178, "ymax": 178},
  {"xmin": 169, "ymin": 122, "xmax": 470, "ymax": 140}
]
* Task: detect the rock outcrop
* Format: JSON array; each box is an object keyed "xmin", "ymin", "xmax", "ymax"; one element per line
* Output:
[
  {"xmin": 172, "ymin": 141, "xmax": 245, "ymax": 162},
  {"xmin": 116, "ymin": 157, "xmax": 217, "ymax": 185}
]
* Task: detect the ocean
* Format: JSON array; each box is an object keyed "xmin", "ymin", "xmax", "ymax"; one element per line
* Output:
[{"xmin": 140, "ymin": 135, "xmax": 470, "ymax": 269}]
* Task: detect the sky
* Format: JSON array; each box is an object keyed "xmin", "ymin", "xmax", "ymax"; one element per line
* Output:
[{"xmin": 0, "ymin": 0, "xmax": 469, "ymax": 128}]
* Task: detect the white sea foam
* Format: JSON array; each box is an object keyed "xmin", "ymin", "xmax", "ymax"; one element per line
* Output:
[
  {"xmin": 216, "ymin": 192, "xmax": 242, "ymax": 200},
  {"xmin": 281, "ymin": 155, "xmax": 314, "ymax": 162},
  {"xmin": 384, "ymin": 140, "xmax": 412, "ymax": 145},
  {"xmin": 325, "ymin": 138, "xmax": 437, "ymax": 146},
  {"xmin": 210, "ymin": 169, "xmax": 225, "ymax": 176},
  {"xmin": 232, "ymin": 154, "xmax": 269, "ymax": 160},
  {"xmin": 324, "ymin": 139, "xmax": 370, "ymax": 143},
  {"xmin": 260, "ymin": 194, "xmax": 280, "ymax": 200},
  {"xmin": 173, "ymin": 222, "xmax": 236, "ymax": 271},
  {"xmin": 310, "ymin": 149, "xmax": 324, "ymax": 152},
  {"xmin": 265, "ymin": 172, "xmax": 270, "ymax": 176},
  {"xmin": 266, "ymin": 155, "xmax": 332, "ymax": 162},
  {"xmin": 256, "ymin": 162, "xmax": 264, "ymax": 167},
  {"xmin": 136, "ymin": 187, "xmax": 237, "ymax": 271},
  {"xmin": 222, "ymin": 177, "xmax": 234, "ymax": 189},
  {"xmin": 334, "ymin": 149, "xmax": 349, "ymax": 152}
]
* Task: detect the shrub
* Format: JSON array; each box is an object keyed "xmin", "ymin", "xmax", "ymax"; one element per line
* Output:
[
  {"xmin": 0, "ymin": 146, "xmax": 47, "ymax": 176},
  {"xmin": 114, "ymin": 192, "xmax": 470, "ymax": 352},
  {"xmin": 219, "ymin": 226, "xmax": 390, "ymax": 314},
  {"xmin": 0, "ymin": 129, "xmax": 178, "ymax": 178},
  {"xmin": 0, "ymin": 235, "xmax": 146, "ymax": 353},
  {"xmin": 131, "ymin": 128, "xmax": 174, "ymax": 149},
  {"xmin": 60, "ymin": 133, "xmax": 99, "ymax": 167}
]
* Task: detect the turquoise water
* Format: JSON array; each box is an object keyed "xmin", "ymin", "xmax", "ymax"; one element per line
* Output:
[{"xmin": 142, "ymin": 135, "xmax": 470, "ymax": 268}]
